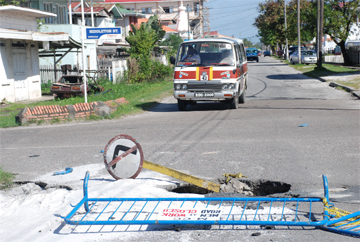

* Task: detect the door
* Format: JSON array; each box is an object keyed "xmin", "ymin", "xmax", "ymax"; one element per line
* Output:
[{"xmin": 13, "ymin": 47, "xmax": 28, "ymax": 101}]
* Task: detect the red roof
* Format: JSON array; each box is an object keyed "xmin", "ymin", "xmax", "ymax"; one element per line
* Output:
[
  {"xmin": 162, "ymin": 25, "xmax": 177, "ymax": 33},
  {"xmin": 69, "ymin": 2, "xmax": 89, "ymax": 8},
  {"xmin": 204, "ymin": 31, "xmax": 219, "ymax": 36}
]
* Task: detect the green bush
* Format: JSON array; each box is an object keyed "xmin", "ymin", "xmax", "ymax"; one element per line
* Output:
[
  {"xmin": 0, "ymin": 167, "xmax": 14, "ymax": 190},
  {"xmin": 151, "ymin": 60, "xmax": 173, "ymax": 80}
]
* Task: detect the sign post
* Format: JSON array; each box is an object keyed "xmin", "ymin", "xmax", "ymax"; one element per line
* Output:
[{"xmin": 103, "ymin": 134, "xmax": 220, "ymax": 193}]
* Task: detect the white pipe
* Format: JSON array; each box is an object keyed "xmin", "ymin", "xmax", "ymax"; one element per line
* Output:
[
  {"xmin": 81, "ymin": 0, "xmax": 88, "ymax": 103},
  {"xmin": 68, "ymin": 0, "xmax": 72, "ymax": 24},
  {"xmin": 91, "ymin": 0, "xmax": 94, "ymax": 27}
]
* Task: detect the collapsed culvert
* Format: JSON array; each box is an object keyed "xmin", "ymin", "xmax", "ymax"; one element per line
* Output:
[
  {"xmin": 171, "ymin": 184, "xmax": 211, "ymax": 194},
  {"xmin": 170, "ymin": 178, "xmax": 291, "ymax": 197}
]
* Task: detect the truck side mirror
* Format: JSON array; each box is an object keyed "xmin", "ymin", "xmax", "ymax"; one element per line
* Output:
[{"xmin": 170, "ymin": 56, "xmax": 176, "ymax": 65}]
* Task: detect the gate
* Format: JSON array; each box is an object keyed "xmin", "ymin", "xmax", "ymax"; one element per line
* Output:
[{"xmin": 63, "ymin": 172, "xmax": 359, "ymax": 237}]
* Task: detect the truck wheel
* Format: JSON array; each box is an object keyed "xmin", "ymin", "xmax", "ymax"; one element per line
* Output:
[
  {"xmin": 239, "ymin": 89, "xmax": 246, "ymax": 104},
  {"xmin": 229, "ymin": 95, "xmax": 239, "ymax": 109},
  {"xmin": 178, "ymin": 100, "xmax": 187, "ymax": 111},
  {"xmin": 256, "ymin": 58, "xmax": 259, "ymax": 62}
]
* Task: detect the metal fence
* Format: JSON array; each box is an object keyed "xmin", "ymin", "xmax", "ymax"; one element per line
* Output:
[
  {"xmin": 347, "ymin": 47, "xmax": 360, "ymax": 65},
  {"xmin": 40, "ymin": 65, "xmax": 63, "ymax": 84}
]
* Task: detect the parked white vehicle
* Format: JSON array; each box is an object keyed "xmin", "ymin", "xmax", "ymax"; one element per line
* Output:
[
  {"xmin": 290, "ymin": 50, "xmax": 318, "ymax": 65},
  {"xmin": 170, "ymin": 38, "xmax": 248, "ymax": 111}
]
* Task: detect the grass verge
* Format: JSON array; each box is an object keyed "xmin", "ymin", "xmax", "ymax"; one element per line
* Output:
[
  {"xmin": 0, "ymin": 78, "xmax": 173, "ymax": 128},
  {"xmin": 0, "ymin": 167, "xmax": 14, "ymax": 190}
]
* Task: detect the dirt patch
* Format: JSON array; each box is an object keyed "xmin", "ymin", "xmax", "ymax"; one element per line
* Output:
[{"xmin": 170, "ymin": 178, "xmax": 291, "ymax": 196}]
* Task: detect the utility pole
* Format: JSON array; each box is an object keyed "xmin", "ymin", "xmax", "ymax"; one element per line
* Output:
[
  {"xmin": 297, "ymin": 0, "xmax": 301, "ymax": 64},
  {"xmin": 317, "ymin": 0, "xmax": 324, "ymax": 69},
  {"xmin": 203, "ymin": 6, "xmax": 210, "ymax": 38},
  {"xmin": 187, "ymin": 4, "xmax": 190, "ymax": 40},
  {"xmin": 199, "ymin": 0, "xmax": 204, "ymax": 37},
  {"xmin": 284, "ymin": 0, "xmax": 289, "ymax": 60}
]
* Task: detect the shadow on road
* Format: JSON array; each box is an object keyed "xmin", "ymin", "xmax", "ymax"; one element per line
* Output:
[{"xmin": 266, "ymin": 74, "xmax": 311, "ymax": 80}]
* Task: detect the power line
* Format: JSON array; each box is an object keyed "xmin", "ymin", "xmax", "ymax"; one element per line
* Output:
[
  {"xmin": 209, "ymin": 7, "xmax": 258, "ymax": 20},
  {"xmin": 211, "ymin": 10, "xmax": 258, "ymax": 29},
  {"xmin": 207, "ymin": 2, "xmax": 259, "ymax": 9}
]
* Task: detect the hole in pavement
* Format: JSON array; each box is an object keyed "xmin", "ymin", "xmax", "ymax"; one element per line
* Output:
[
  {"xmin": 170, "ymin": 179, "xmax": 291, "ymax": 196},
  {"xmin": 171, "ymin": 185, "xmax": 210, "ymax": 194}
]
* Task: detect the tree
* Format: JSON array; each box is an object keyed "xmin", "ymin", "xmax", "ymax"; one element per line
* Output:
[
  {"xmin": 255, "ymin": 0, "xmax": 360, "ymax": 65},
  {"xmin": 254, "ymin": 0, "xmax": 285, "ymax": 50},
  {"xmin": 160, "ymin": 34, "xmax": 183, "ymax": 57},
  {"xmin": 0, "ymin": 0, "xmax": 24, "ymax": 5},
  {"xmin": 286, "ymin": 0, "xmax": 317, "ymax": 45},
  {"xmin": 125, "ymin": 15, "xmax": 166, "ymax": 82},
  {"xmin": 322, "ymin": 0, "xmax": 360, "ymax": 65},
  {"xmin": 243, "ymin": 38, "xmax": 254, "ymax": 48}
]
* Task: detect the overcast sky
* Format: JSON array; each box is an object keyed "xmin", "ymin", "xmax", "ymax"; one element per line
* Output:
[{"xmin": 205, "ymin": 0, "xmax": 265, "ymax": 43}]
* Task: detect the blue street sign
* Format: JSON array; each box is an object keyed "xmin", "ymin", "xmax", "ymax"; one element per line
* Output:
[{"xmin": 86, "ymin": 27, "xmax": 122, "ymax": 39}]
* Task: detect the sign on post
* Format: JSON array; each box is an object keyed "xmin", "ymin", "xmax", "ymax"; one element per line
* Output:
[
  {"xmin": 86, "ymin": 27, "xmax": 122, "ymax": 40},
  {"xmin": 103, "ymin": 134, "xmax": 144, "ymax": 180}
]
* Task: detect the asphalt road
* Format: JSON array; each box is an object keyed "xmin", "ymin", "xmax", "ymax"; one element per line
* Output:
[{"xmin": 1, "ymin": 56, "xmax": 359, "ymax": 241}]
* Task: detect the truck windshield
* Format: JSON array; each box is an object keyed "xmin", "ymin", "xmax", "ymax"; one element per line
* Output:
[{"xmin": 176, "ymin": 42, "xmax": 235, "ymax": 66}]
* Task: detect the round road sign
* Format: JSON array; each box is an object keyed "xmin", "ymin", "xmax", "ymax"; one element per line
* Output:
[{"xmin": 103, "ymin": 134, "xmax": 144, "ymax": 180}]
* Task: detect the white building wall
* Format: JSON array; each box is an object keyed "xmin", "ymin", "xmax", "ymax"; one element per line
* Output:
[
  {"xmin": 0, "ymin": 39, "xmax": 41, "ymax": 102},
  {"xmin": 0, "ymin": 13, "xmax": 37, "ymax": 31},
  {"xmin": 0, "ymin": 40, "xmax": 14, "ymax": 102},
  {"xmin": 121, "ymin": 0, "xmax": 196, "ymax": 14},
  {"xmin": 28, "ymin": 43, "xmax": 41, "ymax": 100}
]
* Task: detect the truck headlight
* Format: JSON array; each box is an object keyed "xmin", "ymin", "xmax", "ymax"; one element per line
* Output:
[
  {"xmin": 175, "ymin": 84, "xmax": 187, "ymax": 90},
  {"xmin": 222, "ymin": 83, "xmax": 235, "ymax": 90}
]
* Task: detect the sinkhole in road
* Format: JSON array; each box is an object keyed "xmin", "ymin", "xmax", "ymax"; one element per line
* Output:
[{"xmin": 171, "ymin": 179, "xmax": 291, "ymax": 196}]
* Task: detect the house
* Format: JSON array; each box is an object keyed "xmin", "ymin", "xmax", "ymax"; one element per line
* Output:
[
  {"xmin": 102, "ymin": 0, "xmax": 204, "ymax": 36},
  {"xmin": 0, "ymin": 5, "xmax": 75, "ymax": 102},
  {"xmin": 162, "ymin": 25, "xmax": 178, "ymax": 40},
  {"xmin": 18, "ymin": 0, "xmax": 70, "ymax": 24}
]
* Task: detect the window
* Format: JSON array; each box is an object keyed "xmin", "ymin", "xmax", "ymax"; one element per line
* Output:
[
  {"xmin": 56, "ymin": 5, "xmax": 67, "ymax": 24},
  {"xmin": 240, "ymin": 44, "xmax": 246, "ymax": 62},
  {"xmin": 142, "ymin": 7, "xmax": 152, "ymax": 14},
  {"xmin": 186, "ymin": 6, "xmax": 192, "ymax": 12},
  {"xmin": 163, "ymin": 7, "xmax": 173, "ymax": 13},
  {"xmin": 44, "ymin": 3, "xmax": 54, "ymax": 24}
]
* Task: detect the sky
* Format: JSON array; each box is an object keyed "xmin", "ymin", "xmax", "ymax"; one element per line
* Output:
[{"xmin": 205, "ymin": 0, "xmax": 266, "ymax": 43}]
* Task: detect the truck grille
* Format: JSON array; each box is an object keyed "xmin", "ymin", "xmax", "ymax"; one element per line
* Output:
[{"xmin": 187, "ymin": 81, "xmax": 222, "ymax": 91}]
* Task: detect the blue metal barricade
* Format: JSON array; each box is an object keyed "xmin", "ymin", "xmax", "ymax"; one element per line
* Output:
[{"xmin": 63, "ymin": 172, "xmax": 359, "ymax": 238}]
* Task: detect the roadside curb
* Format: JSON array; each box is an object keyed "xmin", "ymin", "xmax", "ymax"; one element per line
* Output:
[
  {"xmin": 309, "ymin": 75, "xmax": 360, "ymax": 100},
  {"xmin": 328, "ymin": 81, "xmax": 360, "ymax": 100}
]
